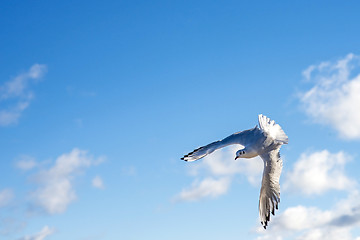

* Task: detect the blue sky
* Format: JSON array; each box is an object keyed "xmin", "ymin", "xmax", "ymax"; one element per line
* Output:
[{"xmin": 1, "ymin": 1, "xmax": 360, "ymax": 239}]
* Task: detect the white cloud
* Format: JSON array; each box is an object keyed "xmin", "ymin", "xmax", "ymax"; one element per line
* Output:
[
  {"xmin": 20, "ymin": 226, "xmax": 54, "ymax": 240},
  {"xmin": 92, "ymin": 176, "xmax": 104, "ymax": 189},
  {"xmin": 256, "ymin": 191, "xmax": 360, "ymax": 240},
  {"xmin": 16, "ymin": 156, "xmax": 37, "ymax": 171},
  {"xmin": 296, "ymin": 228, "xmax": 353, "ymax": 240},
  {"xmin": 176, "ymin": 145, "xmax": 263, "ymax": 201},
  {"xmin": 27, "ymin": 64, "xmax": 47, "ymax": 79},
  {"xmin": 0, "ymin": 64, "xmax": 47, "ymax": 126},
  {"xmin": 300, "ymin": 53, "xmax": 360, "ymax": 139},
  {"xmin": 270, "ymin": 205, "xmax": 332, "ymax": 231},
  {"xmin": 30, "ymin": 148, "xmax": 104, "ymax": 214},
  {"xmin": 31, "ymin": 178, "xmax": 76, "ymax": 215},
  {"xmin": 0, "ymin": 101, "xmax": 30, "ymax": 126},
  {"xmin": 175, "ymin": 177, "xmax": 231, "ymax": 202},
  {"xmin": 284, "ymin": 150, "xmax": 355, "ymax": 195},
  {"xmin": 0, "ymin": 189, "xmax": 14, "ymax": 208}
]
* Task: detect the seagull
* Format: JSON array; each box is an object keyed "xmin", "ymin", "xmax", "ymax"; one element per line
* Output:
[{"xmin": 181, "ymin": 114, "xmax": 288, "ymax": 229}]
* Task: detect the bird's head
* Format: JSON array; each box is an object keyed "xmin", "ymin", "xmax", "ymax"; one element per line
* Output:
[{"xmin": 235, "ymin": 149, "xmax": 245, "ymax": 160}]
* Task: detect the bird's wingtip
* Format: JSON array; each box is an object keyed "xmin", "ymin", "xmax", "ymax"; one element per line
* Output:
[{"xmin": 261, "ymin": 221, "xmax": 267, "ymax": 229}]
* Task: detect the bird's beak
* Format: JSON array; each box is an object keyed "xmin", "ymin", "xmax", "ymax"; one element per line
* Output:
[{"xmin": 235, "ymin": 156, "xmax": 239, "ymax": 160}]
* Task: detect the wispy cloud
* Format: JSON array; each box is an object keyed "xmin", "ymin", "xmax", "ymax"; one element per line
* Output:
[
  {"xmin": 15, "ymin": 155, "xmax": 38, "ymax": 171},
  {"xmin": 18, "ymin": 226, "xmax": 54, "ymax": 240},
  {"xmin": 0, "ymin": 189, "xmax": 14, "ymax": 208},
  {"xmin": 0, "ymin": 64, "xmax": 47, "ymax": 126},
  {"xmin": 0, "ymin": 217, "xmax": 27, "ymax": 236},
  {"xmin": 284, "ymin": 150, "xmax": 356, "ymax": 195},
  {"xmin": 92, "ymin": 176, "xmax": 104, "ymax": 189},
  {"xmin": 175, "ymin": 177, "xmax": 231, "ymax": 202},
  {"xmin": 300, "ymin": 53, "xmax": 360, "ymax": 139},
  {"xmin": 29, "ymin": 148, "xmax": 105, "ymax": 214},
  {"xmin": 175, "ymin": 146, "xmax": 263, "ymax": 202},
  {"xmin": 121, "ymin": 166, "xmax": 137, "ymax": 176}
]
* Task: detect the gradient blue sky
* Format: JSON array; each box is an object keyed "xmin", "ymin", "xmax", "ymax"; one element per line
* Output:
[{"xmin": 1, "ymin": 1, "xmax": 360, "ymax": 240}]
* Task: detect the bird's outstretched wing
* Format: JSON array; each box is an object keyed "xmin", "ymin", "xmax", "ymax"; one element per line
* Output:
[
  {"xmin": 258, "ymin": 114, "xmax": 288, "ymax": 144},
  {"xmin": 258, "ymin": 147, "xmax": 283, "ymax": 229},
  {"xmin": 181, "ymin": 128, "xmax": 257, "ymax": 162}
]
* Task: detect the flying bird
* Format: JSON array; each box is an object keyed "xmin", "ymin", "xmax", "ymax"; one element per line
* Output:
[{"xmin": 181, "ymin": 114, "xmax": 288, "ymax": 229}]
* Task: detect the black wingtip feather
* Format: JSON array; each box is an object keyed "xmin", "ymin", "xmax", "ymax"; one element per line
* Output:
[
  {"xmin": 261, "ymin": 221, "xmax": 268, "ymax": 229},
  {"xmin": 181, "ymin": 146, "xmax": 204, "ymax": 161}
]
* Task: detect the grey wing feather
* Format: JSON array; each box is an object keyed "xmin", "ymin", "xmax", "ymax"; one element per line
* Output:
[
  {"xmin": 181, "ymin": 129, "xmax": 253, "ymax": 162},
  {"xmin": 258, "ymin": 148, "xmax": 283, "ymax": 229}
]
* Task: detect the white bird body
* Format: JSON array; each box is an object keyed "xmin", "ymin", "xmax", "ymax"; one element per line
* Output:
[{"xmin": 181, "ymin": 114, "xmax": 288, "ymax": 229}]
